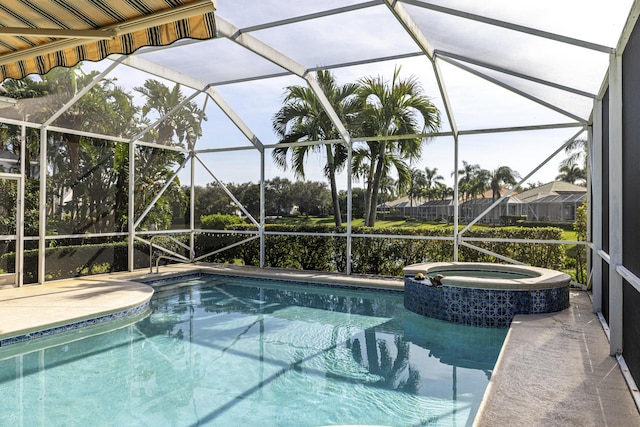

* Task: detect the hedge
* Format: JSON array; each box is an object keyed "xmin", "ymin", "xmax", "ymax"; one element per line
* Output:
[
  {"xmin": 2, "ymin": 241, "xmax": 154, "ymax": 283},
  {"xmin": 0, "ymin": 225, "xmax": 566, "ymax": 281},
  {"xmin": 195, "ymin": 224, "xmax": 565, "ymax": 276}
]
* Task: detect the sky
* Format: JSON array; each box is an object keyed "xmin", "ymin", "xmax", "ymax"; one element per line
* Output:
[
  {"xmin": 83, "ymin": 54, "xmax": 585, "ymax": 193},
  {"xmin": 74, "ymin": 0, "xmax": 626, "ymax": 193}
]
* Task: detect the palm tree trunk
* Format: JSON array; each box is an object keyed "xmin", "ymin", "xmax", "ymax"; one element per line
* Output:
[
  {"xmin": 326, "ymin": 146, "xmax": 342, "ymax": 227},
  {"xmin": 329, "ymin": 170, "xmax": 342, "ymax": 227},
  {"xmin": 67, "ymin": 134, "xmax": 81, "ymax": 223},
  {"xmin": 368, "ymin": 148, "xmax": 386, "ymax": 227},
  {"xmin": 363, "ymin": 162, "xmax": 375, "ymax": 226},
  {"xmin": 363, "ymin": 185, "xmax": 371, "ymax": 226}
]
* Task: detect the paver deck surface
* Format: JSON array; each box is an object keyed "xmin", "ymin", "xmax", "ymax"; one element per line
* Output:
[{"xmin": 474, "ymin": 290, "xmax": 640, "ymax": 426}]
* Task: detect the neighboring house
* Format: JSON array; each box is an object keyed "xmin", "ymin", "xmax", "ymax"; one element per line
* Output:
[
  {"xmin": 380, "ymin": 196, "xmax": 455, "ymax": 221},
  {"xmin": 380, "ymin": 181, "xmax": 586, "ymax": 223},
  {"xmin": 379, "ymin": 196, "xmax": 418, "ymax": 218},
  {"xmin": 513, "ymin": 181, "xmax": 587, "ymax": 222},
  {"xmin": 422, "ymin": 199, "xmax": 455, "ymax": 222},
  {"xmin": 459, "ymin": 188, "xmax": 515, "ymax": 224}
]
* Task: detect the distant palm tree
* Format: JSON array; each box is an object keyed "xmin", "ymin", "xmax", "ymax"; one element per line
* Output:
[
  {"xmin": 471, "ymin": 168, "xmax": 491, "ymax": 199},
  {"xmin": 434, "ymin": 183, "xmax": 454, "ymax": 200},
  {"xmin": 455, "ymin": 161, "xmax": 480, "ymax": 201},
  {"xmin": 272, "ymin": 70, "xmax": 359, "ymax": 226},
  {"xmin": 406, "ymin": 168, "xmax": 427, "ymax": 207},
  {"xmin": 378, "ymin": 176, "xmax": 398, "ymax": 205},
  {"xmin": 356, "ymin": 66, "xmax": 440, "ymax": 226},
  {"xmin": 490, "ymin": 166, "xmax": 520, "ymax": 200},
  {"xmin": 423, "ymin": 166, "xmax": 444, "ymax": 200},
  {"xmin": 556, "ymin": 164, "xmax": 586, "ymax": 185}
]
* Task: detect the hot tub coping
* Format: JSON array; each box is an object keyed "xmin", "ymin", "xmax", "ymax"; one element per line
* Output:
[{"xmin": 403, "ymin": 262, "xmax": 571, "ymax": 290}]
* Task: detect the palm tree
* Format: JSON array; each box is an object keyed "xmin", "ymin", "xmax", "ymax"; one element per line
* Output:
[
  {"xmin": 455, "ymin": 161, "xmax": 480, "ymax": 201},
  {"xmin": 423, "ymin": 166, "xmax": 444, "ymax": 200},
  {"xmin": 470, "ymin": 168, "xmax": 491, "ymax": 199},
  {"xmin": 356, "ymin": 67, "xmax": 440, "ymax": 226},
  {"xmin": 433, "ymin": 183, "xmax": 454, "ymax": 200},
  {"xmin": 352, "ymin": 143, "xmax": 412, "ymax": 220},
  {"xmin": 556, "ymin": 164, "xmax": 586, "ymax": 185},
  {"xmin": 378, "ymin": 175, "xmax": 399, "ymax": 205},
  {"xmin": 561, "ymin": 137, "xmax": 588, "ymax": 169},
  {"xmin": 489, "ymin": 166, "xmax": 520, "ymax": 200},
  {"xmin": 272, "ymin": 70, "xmax": 359, "ymax": 226},
  {"xmin": 134, "ymin": 80, "xmax": 206, "ymax": 228},
  {"xmin": 406, "ymin": 168, "xmax": 427, "ymax": 207}
]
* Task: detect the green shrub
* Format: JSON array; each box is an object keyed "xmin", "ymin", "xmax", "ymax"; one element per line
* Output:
[
  {"xmin": 194, "ymin": 224, "xmax": 564, "ymax": 275},
  {"xmin": 0, "ymin": 225, "xmax": 569, "ymax": 281},
  {"xmin": 200, "ymin": 214, "xmax": 246, "ymax": 230},
  {"xmin": 0, "ymin": 241, "xmax": 151, "ymax": 283},
  {"xmin": 573, "ymin": 202, "xmax": 588, "ymax": 285}
]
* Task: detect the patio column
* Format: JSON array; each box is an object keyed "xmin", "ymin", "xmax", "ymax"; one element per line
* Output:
[
  {"xmin": 260, "ymin": 148, "xmax": 265, "ymax": 269},
  {"xmin": 608, "ymin": 52, "xmax": 623, "ymax": 356},
  {"xmin": 17, "ymin": 125, "xmax": 26, "ymax": 287},
  {"xmin": 128, "ymin": 137, "xmax": 135, "ymax": 271},
  {"xmin": 346, "ymin": 141, "xmax": 353, "ymax": 275},
  {"xmin": 190, "ymin": 149, "xmax": 196, "ymax": 260},
  {"xmin": 591, "ymin": 99, "xmax": 602, "ymax": 313},
  {"xmin": 38, "ymin": 127, "xmax": 47, "ymax": 284}
]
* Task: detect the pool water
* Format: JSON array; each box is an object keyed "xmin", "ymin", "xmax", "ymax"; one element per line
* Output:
[{"xmin": 0, "ymin": 275, "xmax": 507, "ymax": 426}]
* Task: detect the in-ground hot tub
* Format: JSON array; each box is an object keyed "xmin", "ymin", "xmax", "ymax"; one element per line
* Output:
[{"xmin": 403, "ymin": 262, "xmax": 571, "ymax": 328}]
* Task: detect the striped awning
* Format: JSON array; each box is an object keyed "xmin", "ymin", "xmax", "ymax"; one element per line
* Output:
[{"xmin": 0, "ymin": 0, "xmax": 216, "ymax": 81}]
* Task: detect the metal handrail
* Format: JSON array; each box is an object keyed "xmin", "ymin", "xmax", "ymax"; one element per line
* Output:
[
  {"xmin": 149, "ymin": 234, "xmax": 195, "ymax": 273},
  {"xmin": 155, "ymin": 255, "xmax": 189, "ymax": 274}
]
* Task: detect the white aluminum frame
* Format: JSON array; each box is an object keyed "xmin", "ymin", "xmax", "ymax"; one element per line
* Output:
[{"xmin": 0, "ymin": 1, "xmax": 601, "ymax": 294}]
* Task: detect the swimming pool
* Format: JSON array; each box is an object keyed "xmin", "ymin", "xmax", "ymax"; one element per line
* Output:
[{"xmin": 0, "ymin": 274, "xmax": 506, "ymax": 426}]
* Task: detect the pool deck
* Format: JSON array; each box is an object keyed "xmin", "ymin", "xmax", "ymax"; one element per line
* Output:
[
  {"xmin": 0, "ymin": 264, "xmax": 638, "ymax": 426},
  {"xmin": 474, "ymin": 288, "xmax": 640, "ymax": 426}
]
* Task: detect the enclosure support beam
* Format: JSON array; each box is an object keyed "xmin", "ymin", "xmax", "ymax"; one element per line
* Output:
[
  {"xmin": 591, "ymin": 99, "xmax": 603, "ymax": 312},
  {"xmin": 42, "ymin": 57, "xmax": 125, "ymax": 127},
  {"xmin": 217, "ymin": 14, "xmax": 355, "ymax": 272},
  {"xmin": 260, "ymin": 149, "xmax": 266, "ymax": 268},
  {"xmin": 436, "ymin": 51, "xmax": 596, "ymax": 99},
  {"xmin": 346, "ymin": 142, "xmax": 353, "ymax": 275},
  {"xmin": 115, "ymin": 55, "xmax": 265, "ymax": 151},
  {"xmin": 195, "ymin": 155, "xmax": 259, "ymax": 227},
  {"xmin": 432, "ymin": 58, "xmax": 460, "ymax": 260},
  {"xmin": 403, "ymin": 0, "xmax": 613, "ymax": 53},
  {"xmin": 204, "ymin": 87, "xmax": 265, "ymax": 151},
  {"xmin": 133, "ymin": 156, "xmax": 190, "ymax": 229},
  {"xmin": 385, "ymin": 1, "xmax": 463, "ymax": 260},
  {"xmin": 16, "ymin": 125, "xmax": 25, "ymax": 287},
  {"xmin": 37, "ymin": 127, "xmax": 47, "ymax": 284},
  {"xmin": 459, "ymin": 127, "xmax": 585, "ymax": 234},
  {"xmin": 608, "ymin": 53, "xmax": 623, "ymax": 356},
  {"xmin": 439, "ymin": 55, "xmax": 588, "ymax": 124},
  {"xmin": 216, "ymin": 13, "xmax": 354, "ymax": 150},
  {"xmin": 128, "ymin": 136, "xmax": 136, "ymax": 271}
]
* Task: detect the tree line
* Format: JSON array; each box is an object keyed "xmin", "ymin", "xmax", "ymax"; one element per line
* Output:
[{"xmin": 0, "ymin": 66, "xmax": 202, "ymax": 235}]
